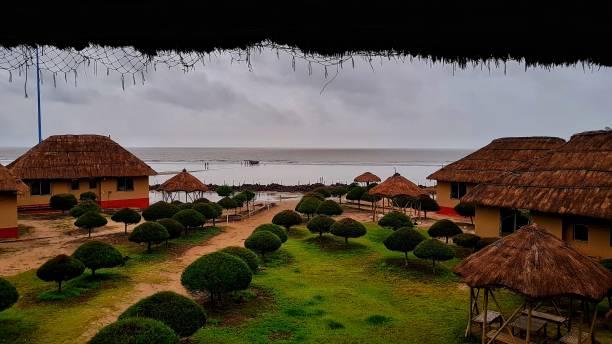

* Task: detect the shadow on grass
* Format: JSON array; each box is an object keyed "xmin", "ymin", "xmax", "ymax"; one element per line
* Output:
[
  {"xmin": 260, "ymin": 249, "xmax": 294, "ymax": 268},
  {"xmin": 376, "ymin": 257, "xmax": 460, "ymax": 282},
  {"xmin": 287, "ymin": 227, "xmax": 310, "ymax": 239},
  {"xmin": 303, "ymin": 235, "xmax": 368, "ymax": 253},
  {"xmin": 198, "ymin": 287, "xmax": 276, "ymax": 327},
  {"xmin": 37, "ymin": 271, "xmax": 129, "ymax": 303},
  {"xmin": 0, "ymin": 313, "xmax": 37, "ymax": 344}
]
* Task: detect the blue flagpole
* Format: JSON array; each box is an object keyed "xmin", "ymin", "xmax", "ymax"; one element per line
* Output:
[{"xmin": 36, "ymin": 46, "xmax": 42, "ymax": 143}]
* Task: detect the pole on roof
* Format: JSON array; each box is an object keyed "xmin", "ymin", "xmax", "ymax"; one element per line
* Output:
[{"xmin": 36, "ymin": 46, "xmax": 42, "ymax": 143}]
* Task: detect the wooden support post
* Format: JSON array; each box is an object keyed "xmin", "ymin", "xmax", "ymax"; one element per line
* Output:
[
  {"xmin": 526, "ymin": 302, "xmax": 532, "ymax": 344},
  {"xmin": 486, "ymin": 302, "xmax": 525, "ymax": 344},
  {"xmin": 482, "ymin": 288, "xmax": 489, "ymax": 344},
  {"xmin": 465, "ymin": 287, "xmax": 474, "ymax": 337}
]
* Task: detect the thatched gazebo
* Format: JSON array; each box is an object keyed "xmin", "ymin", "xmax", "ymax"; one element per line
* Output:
[
  {"xmin": 367, "ymin": 173, "xmax": 428, "ymax": 221},
  {"xmin": 454, "ymin": 224, "xmax": 612, "ymax": 344},
  {"xmin": 158, "ymin": 169, "xmax": 209, "ymax": 202},
  {"xmin": 354, "ymin": 172, "xmax": 381, "ymax": 186}
]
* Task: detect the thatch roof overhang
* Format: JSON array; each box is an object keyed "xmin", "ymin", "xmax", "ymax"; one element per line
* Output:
[
  {"xmin": 462, "ymin": 130, "xmax": 612, "ymax": 220},
  {"xmin": 8, "ymin": 135, "xmax": 157, "ymax": 180},
  {"xmin": 427, "ymin": 137, "xmax": 566, "ymax": 184},
  {"xmin": 454, "ymin": 224, "xmax": 612, "ymax": 301},
  {"xmin": 368, "ymin": 173, "xmax": 428, "ymax": 198},
  {"xmin": 0, "ymin": 163, "xmax": 27, "ymax": 193},
  {"xmin": 354, "ymin": 172, "xmax": 381, "ymax": 183},
  {"xmin": 159, "ymin": 169, "xmax": 209, "ymax": 193}
]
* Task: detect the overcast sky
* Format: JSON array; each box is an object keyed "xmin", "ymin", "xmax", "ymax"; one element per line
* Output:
[{"xmin": 0, "ymin": 48, "xmax": 610, "ymax": 149}]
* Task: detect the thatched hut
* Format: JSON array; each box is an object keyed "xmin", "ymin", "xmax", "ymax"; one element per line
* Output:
[
  {"xmin": 454, "ymin": 224, "xmax": 612, "ymax": 344},
  {"xmin": 367, "ymin": 173, "xmax": 428, "ymax": 220},
  {"xmin": 0, "ymin": 164, "xmax": 26, "ymax": 238},
  {"xmin": 354, "ymin": 172, "xmax": 381, "ymax": 185},
  {"xmin": 427, "ymin": 137, "xmax": 565, "ymax": 216},
  {"xmin": 8, "ymin": 135, "xmax": 157, "ymax": 210},
  {"xmin": 158, "ymin": 169, "xmax": 209, "ymax": 202},
  {"xmin": 462, "ymin": 130, "xmax": 612, "ymax": 259}
]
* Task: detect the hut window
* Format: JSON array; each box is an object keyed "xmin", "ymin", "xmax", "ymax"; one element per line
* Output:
[
  {"xmin": 30, "ymin": 180, "xmax": 51, "ymax": 196},
  {"xmin": 572, "ymin": 224, "xmax": 589, "ymax": 242},
  {"xmin": 89, "ymin": 179, "xmax": 97, "ymax": 189},
  {"xmin": 500, "ymin": 208, "xmax": 529, "ymax": 236},
  {"xmin": 450, "ymin": 182, "xmax": 467, "ymax": 199},
  {"xmin": 71, "ymin": 180, "xmax": 80, "ymax": 190},
  {"xmin": 117, "ymin": 177, "xmax": 134, "ymax": 192}
]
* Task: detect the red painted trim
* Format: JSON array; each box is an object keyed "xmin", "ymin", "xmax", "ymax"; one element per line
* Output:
[
  {"xmin": 437, "ymin": 206, "xmax": 461, "ymax": 217},
  {"xmin": 0, "ymin": 227, "xmax": 19, "ymax": 239},
  {"xmin": 100, "ymin": 197, "xmax": 149, "ymax": 209}
]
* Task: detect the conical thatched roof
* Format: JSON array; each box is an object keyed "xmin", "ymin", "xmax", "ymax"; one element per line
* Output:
[
  {"xmin": 354, "ymin": 172, "xmax": 381, "ymax": 183},
  {"xmin": 368, "ymin": 173, "xmax": 427, "ymax": 198},
  {"xmin": 454, "ymin": 224, "xmax": 612, "ymax": 301},
  {"xmin": 159, "ymin": 169, "xmax": 208, "ymax": 193},
  {"xmin": 427, "ymin": 137, "xmax": 565, "ymax": 184},
  {"xmin": 8, "ymin": 135, "xmax": 157, "ymax": 179},
  {"xmin": 462, "ymin": 130, "xmax": 612, "ymax": 220},
  {"xmin": 0, "ymin": 163, "xmax": 27, "ymax": 193}
]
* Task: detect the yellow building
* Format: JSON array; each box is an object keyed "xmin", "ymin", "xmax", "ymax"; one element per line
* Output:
[
  {"xmin": 8, "ymin": 135, "xmax": 157, "ymax": 211},
  {"xmin": 462, "ymin": 130, "xmax": 612, "ymax": 259},
  {"xmin": 0, "ymin": 163, "xmax": 26, "ymax": 238},
  {"xmin": 427, "ymin": 136, "xmax": 565, "ymax": 216}
]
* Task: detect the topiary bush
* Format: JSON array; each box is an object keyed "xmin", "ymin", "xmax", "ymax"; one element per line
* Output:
[
  {"xmin": 272, "ymin": 210, "xmax": 302, "ymax": 230},
  {"xmin": 428, "ymin": 219, "xmax": 463, "ymax": 243},
  {"xmin": 79, "ymin": 191, "xmax": 97, "ymax": 202},
  {"xmin": 193, "ymin": 202, "xmax": 222, "ymax": 226},
  {"xmin": 69, "ymin": 200, "xmax": 101, "ymax": 218},
  {"xmin": 215, "ymin": 185, "xmax": 234, "ymax": 197},
  {"xmin": 176, "ymin": 203, "xmax": 193, "ymax": 211},
  {"xmin": 454, "ymin": 203, "xmax": 475, "ymax": 224},
  {"xmin": 88, "ymin": 318, "xmax": 179, "ymax": 344},
  {"xmin": 75, "ymin": 211, "xmax": 108, "ymax": 237},
  {"xmin": 295, "ymin": 197, "xmax": 322, "ymax": 219},
  {"xmin": 172, "ymin": 209, "xmax": 205, "ymax": 231},
  {"xmin": 244, "ymin": 231, "xmax": 282, "ymax": 257},
  {"xmin": 303, "ymin": 191, "xmax": 325, "ymax": 200},
  {"xmin": 181, "ymin": 252, "xmax": 252, "ymax": 302},
  {"xmin": 0, "ymin": 277, "xmax": 18, "ymax": 312},
  {"xmin": 142, "ymin": 201, "xmax": 180, "ymax": 221},
  {"xmin": 316, "ymin": 199, "xmax": 343, "ymax": 216},
  {"xmin": 345, "ymin": 186, "xmax": 366, "ymax": 209},
  {"xmin": 129, "ymin": 222, "xmax": 170, "ymax": 253},
  {"xmin": 119, "ymin": 291, "xmax": 206, "ymax": 337},
  {"xmin": 312, "ymin": 187, "xmax": 332, "ymax": 198},
  {"xmin": 220, "ymin": 246, "xmax": 259, "ymax": 272},
  {"xmin": 330, "ymin": 218, "xmax": 367, "ymax": 243},
  {"xmin": 232, "ymin": 193, "xmax": 247, "ymax": 210},
  {"xmin": 360, "ymin": 192, "xmax": 381, "ymax": 204},
  {"xmin": 157, "ymin": 218, "xmax": 185, "ymax": 239},
  {"xmin": 307, "ymin": 215, "xmax": 336, "ymax": 238},
  {"xmin": 36, "ymin": 254, "xmax": 85, "ymax": 292},
  {"xmin": 420, "ymin": 196, "xmax": 440, "ymax": 218},
  {"xmin": 452, "ymin": 233, "xmax": 481, "ymax": 249},
  {"xmin": 329, "ymin": 186, "xmax": 348, "ymax": 204},
  {"xmin": 217, "ymin": 196, "xmax": 238, "ymax": 212},
  {"xmin": 50, "ymin": 193, "xmax": 78, "ymax": 213},
  {"xmin": 193, "ymin": 197, "xmax": 210, "ymax": 204},
  {"xmin": 383, "ymin": 227, "xmax": 426, "ymax": 265},
  {"xmin": 413, "ymin": 239, "xmax": 455, "ymax": 273},
  {"xmin": 72, "ymin": 241, "xmax": 124, "ymax": 276},
  {"xmin": 378, "ymin": 211, "xmax": 413, "ymax": 230},
  {"xmin": 111, "ymin": 208, "xmax": 141, "ymax": 234},
  {"xmin": 474, "ymin": 237, "xmax": 499, "ymax": 251},
  {"xmin": 240, "ymin": 190, "xmax": 256, "ymax": 211},
  {"xmin": 253, "ymin": 223, "xmax": 288, "ymax": 243}
]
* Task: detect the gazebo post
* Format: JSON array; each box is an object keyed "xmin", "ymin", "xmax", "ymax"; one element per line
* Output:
[
  {"xmin": 465, "ymin": 287, "xmax": 474, "ymax": 337},
  {"xmin": 482, "ymin": 287, "xmax": 489, "ymax": 344},
  {"xmin": 525, "ymin": 301, "xmax": 532, "ymax": 344}
]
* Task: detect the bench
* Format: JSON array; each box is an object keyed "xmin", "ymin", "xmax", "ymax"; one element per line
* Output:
[
  {"xmin": 522, "ymin": 309, "xmax": 568, "ymax": 337},
  {"xmin": 559, "ymin": 330, "xmax": 591, "ymax": 344},
  {"xmin": 487, "ymin": 330, "xmax": 536, "ymax": 344}
]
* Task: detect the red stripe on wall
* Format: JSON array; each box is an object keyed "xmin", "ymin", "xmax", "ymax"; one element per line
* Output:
[
  {"xmin": 100, "ymin": 198, "xmax": 149, "ymax": 209},
  {"xmin": 0, "ymin": 227, "xmax": 19, "ymax": 239},
  {"xmin": 436, "ymin": 206, "xmax": 461, "ymax": 217}
]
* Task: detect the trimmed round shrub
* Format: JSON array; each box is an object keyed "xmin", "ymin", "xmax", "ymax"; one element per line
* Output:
[
  {"xmin": 69, "ymin": 200, "xmax": 101, "ymax": 218},
  {"xmin": 454, "ymin": 203, "xmax": 475, "ymax": 223},
  {"xmin": 216, "ymin": 185, "xmax": 234, "ymax": 197},
  {"xmin": 378, "ymin": 211, "xmax": 413, "ymax": 230},
  {"xmin": 217, "ymin": 196, "xmax": 238, "ymax": 210},
  {"xmin": 193, "ymin": 197, "xmax": 210, "ymax": 204},
  {"xmin": 420, "ymin": 196, "xmax": 440, "ymax": 218},
  {"xmin": 36, "ymin": 254, "xmax": 85, "ymax": 292},
  {"xmin": 383, "ymin": 227, "xmax": 426, "ymax": 265},
  {"xmin": 233, "ymin": 193, "xmax": 247, "ymax": 207},
  {"xmin": 329, "ymin": 186, "xmax": 348, "ymax": 202},
  {"xmin": 181, "ymin": 252, "xmax": 252, "ymax": 301},
  {"xmin": 414, "ymin": 239, "xmax": 455, "ymax": 273},
  {"xmin": 172, "ymin": 209, "xmax": 205, "ymax": 229},
  {"xmin": 73, "ymin": 241, "xmax": 123, "ymax": 276},
  {"xmin": 111, "ymin": 208, "xmax": 141, "ymax": 234},
  {"xmin": 307, "ymin": 215, "xmax": 336, "ymax": 237},
  {"xmin": 345, "ymin": 186, "xmax": 366, "ymax": 208},
  {"xmin": 296, "ymin": 197, "xmax": 322, "ymax": 219},
  {"xmin": 119, "ymin": 291, "xmax": 206, "ymax": 337},
  {"xmin": 272, "ymin": 210, "xmax": 302, "ymax": 230},
  {"xmin": 241, "ymin": 190, "xmax": 256, "ymax": 202},
  {"xmin": 142, "ymin": 201, "xmax": 180, "ymax": 221},
  {"xmin": 392, "ymin": 195, "xmax": 414, "ymax": 208},
  {"xmin": 474, "ymin": 237, "xmax": 499, "ymax": 251},
  {"xmin": 330, "ymin": 218, "xmax": 367, "ymax": 243},
  {"xmin": 452, "ymin": 233, "xmax": 481, "ymax": 248},
  {"xmin": 220, "ymin": 246, "xmax": 259, "ymax": 272},
  {"xmin": 176, "ymin": 203, "xmax": 193, "ymax": 211},
  {"xmin": 312, "ymin": 187, "xmax": 332, "ymax": 198},
  {"xmin": 360, "ymin": 192, "xmax": 381, "ymax": 203},
  {"xmin": 428, "ymin": 219, "xmax": 463, "ymax": 243},
  {"xmin": 193, "ymin": 202, "xmax": 223, "ymax": 226},
  {"xmin": 0, "ymin": 277, "xmax": 18, "ymax": 312},
  {"xmin": 303, "ymin": 191, "xmax": 325, "ymax": 200},
  {"xmin": 244, "ymin": 231, "xmax": 282, "ymax": 256},
  {"xmin": 50, "ymin": 193, "xmax": 78, "ymax": 213},
  {"xmin": 88, "ymin": 318, "xmax": 179, "ymax": 344},
  {"xmin": 316, "ymin": 200, "xmax": 343, "ymax": 216},
  {"xmin": 129, "ymin": 222, "xmax": 170, "ymax": 253},
  {"xmin": 253, "ymin": 223, "xmax": 287, "ymax": 243},
  {"xmin": 75, "ymin": 211, "xmax": 108, "ymax": 237},
  {"xmin": 79, "ymin": 191, "xmax": 97, "ymax": 201},
  {"xmin": 157, "ymin": 218, "xmax": 184, "ymax": 239}
]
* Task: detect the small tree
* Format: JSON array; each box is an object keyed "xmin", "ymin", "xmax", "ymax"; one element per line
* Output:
[
  {"xmin": 378, "ymin": 211, "xmax": 413, "ymax": 230},
  {"xmin": 79, "ymin": 191, "xmax": 97, "ymax": 202},
  {"xmin": 272, "ymin": 210, "xmax": 302, "ymax": 230},
  {"xmin": 193, "ymin": 197, "xmax": 210, "ymax": 204},
  {"xmin": 345, "ymin": 186, "xmax": 365, "ymax": 209},
  {"xmin": 216, "ymin": 185, "xmax": 234, "ymax": 197},
  {"xmin": 193, "ymin": 202, "xmax": 222, "ymax": 227},
  {"xmin": 36, "ymin": 254, "xmax": 85, "ymax": 292},
  {"xmin": 253, "ymin": 223, "xmax": 288, "ymax": 243},
  {"xmin": 129, "ymin": 222, "xmax": 170, "ymax": 253},
  {"xmin": 312, "ymin": 187, "xmax": 331, "ymax": 198},
  {"xmin": 0, "ymin": 277, "xmax": 18, "ymax": 312},
  {"xmin": 360, "ymin": 192, "xmax": 381, "ymax": 206},
  {"xmin": 296, "ymin": 197, "xmax": 322, "ymax": 219},
  {"xmin": 111, "ymin": 208, "xmax": 141, "ymax": 234},
  {"xmin": 89, "ymin": 318, "xmax": 179, "ymax": 344},
  {"xmin": 454, "ymin": 203, "xmax": 475, "ymax": 224},
  {"xmin": 452, "ymin": 233, "xmax": 481, "ymax": 249},
  {"xmin": 307, "ymin": 215, "xmax": 336, "ymax": 238},
  {"xmin": 157, "ymin": 218, "xmax": 185, "ymax": 239},
  {"xmin": 420, "ymin": 196, "xmax": 440, "ymax": 219},
  {"xmin": 50, "ymin": 193, "xmax": 78, "ymax": 214},
  {"xmin": 69, "ymin": 200, "xmax": 101, "ymax": 218},
  {"xmin": 316, "ymin": 199, "xmax": 343, "ymax": 216},
  {"xmin": 240, "ymin": 190, "xmax": 256, "ymax": 212},
  {"xmin": 383, "ymin": 227, "xmax": 426, "ymax": 266},
  {"xmin": 303, "ymin": 191, "xmax": 325, "ymax": 200},
  {"xmin": 176, "ymin": 203, "xmax": 193, "ymax": 211},
  {"xmin": 428, "ymin": 219, "xmax": 462, "ymax": 243},
  {"xmin": 72, "ymin": 241, "xmax": 124, "ymax": 276},
  {"xmin": 413, "ymin": 239, "xmax": 455, "ymax": 273},
  {"xmin": 217, "ymin": 196, "xmax": 238, "ymax": 214},
  {"xmin": 142, "ymin": 201, "xmax": 180, "ymax": 221},
  {"xmin": 119, "ymin": 291, "xmax": 206, "ymax": 337},
  {"xmin": 181, "ymin": 252, "xmax": 252, "ymax": 302},
  {"xmin": 244, "ymin": 231, "xmax": 282, "ymax": 257},
  {"xmin": 75, "ymin": 211, "xmax": 108, "ymax": 237},
  {"xmin": 329, "ymin": 186, "xmax": 348, "ymax": 204},
  {"xmin": 330, "ymin": 218, "xmax": 367, "ymax": 243},
  {"xmin": 232, "ymin": 193, "xmax": 247, "ymax": 213},
  {"xmin": 172, "ymin": 209, "xmax": 205, "ymax": 232},
  {"xmin": 220, "ymin": 246, "xmax": 259, "ymax": 272}
]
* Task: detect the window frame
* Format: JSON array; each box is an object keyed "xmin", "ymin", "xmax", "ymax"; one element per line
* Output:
[
  {"xmin": 30, "ymin": 180, "xmax": 51, "ymax": 196},
  {"xmin": 450, "ymin": 182, "xmax": 467, "ymax": 199},
  {"xmin": 70, "ymin": 180, "xmax": 80, "ymax": 191},
  {"xmin": 572, "ymin": 223, "xmax": 589, "ymax": 242},
  {"xmin": 117, "ymin": 177, "xmax": 135, "ymax": 192},
  {"xmin": 89, "ymin": 179, "xmax": 97, "ymax": 189}
]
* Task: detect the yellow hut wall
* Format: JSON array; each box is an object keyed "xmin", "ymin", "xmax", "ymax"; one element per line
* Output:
[
  {"xmin": 0, "ymin": 192, "xmax": 18, "ymax": 238},
  {"xmin": 474, "ymin": 205, "xmax": 500, "ymax": 237},
  {"xmin": 435, "ymin": 182, "xmax": 475, "ymax": 208}
]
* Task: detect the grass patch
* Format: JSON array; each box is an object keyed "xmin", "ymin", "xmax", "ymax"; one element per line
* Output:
[
  {"xmin": 326, "ymin": 319, "xmax": 345, "ymax": 329},
  {"xmin": 365, "ymin": 314, "xmax": 393, "ymax": 325}
]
